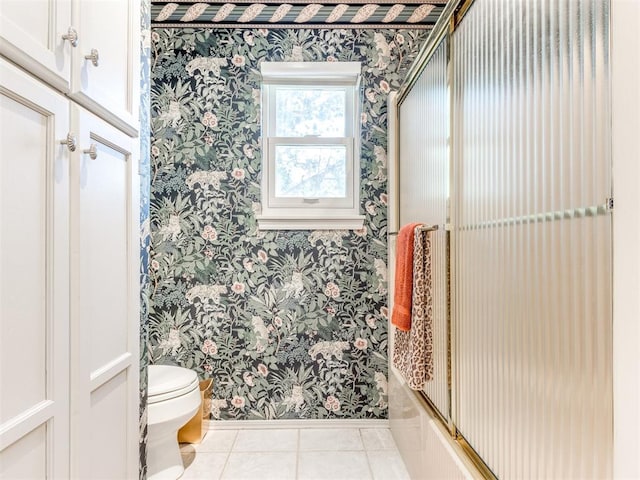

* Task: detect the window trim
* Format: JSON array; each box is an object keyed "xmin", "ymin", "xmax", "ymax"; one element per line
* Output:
[{"xmin": 257, "ymin": 61, "xmax": 365, "ymax": 230}]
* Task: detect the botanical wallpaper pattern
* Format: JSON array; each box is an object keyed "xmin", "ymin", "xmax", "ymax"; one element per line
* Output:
[
  {"xmin": 139, "ymin": 0, "xmax": 151, "ymax": 477},
  {"xmin": 149, "ymin": 27, "xmax": 427, "ymax": 420}
]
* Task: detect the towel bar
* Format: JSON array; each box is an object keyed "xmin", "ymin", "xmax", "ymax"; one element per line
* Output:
[{"xmin": 388, "ymin": 224, "xmax": 439, "ymax": 236}]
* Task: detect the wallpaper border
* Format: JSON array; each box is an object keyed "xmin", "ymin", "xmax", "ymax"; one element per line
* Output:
[
  {"xmin": 153, "ymin": 23, "xmax": 433, "ymax": 29},
  {"xmin": 151, "ymin": 2, "xmax": 443, "ymax": 27},
  {"xmin": 153, "ymin": 0, "xmax": 447, "ymax": 4}
]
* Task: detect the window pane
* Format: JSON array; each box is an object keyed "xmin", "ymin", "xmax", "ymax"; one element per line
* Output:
[
  {"xmin": 274, "ymin": 145, "xmax": 347, "ymax": 198},
  {"xmin": 275, "ymin": 88, "xmax": 346, "ymax": 137}
]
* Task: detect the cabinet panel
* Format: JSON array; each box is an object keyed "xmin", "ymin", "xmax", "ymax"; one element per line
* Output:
[
  {"xmin": 78, "ymin": 124, "xmax": 130, "ymax": 372},
  {"xmin": 2, "ymin": 1, "xmax": 50, "ymax": 46},
  {"xmin": 70, "ymin": 0, "xmax": 139, "ymax": 136},
  {"xmin": 0, "ymin": 0, "xmax": 72, "ymax": 91},
  {"xmin": 71, "ymin": 105, "xmax": 139, "ymax": 479},
  {"xmin": 0, "ymin": 425, "xmax": 47, "ymax": 480},
  {"xmin": 0, "ymin": 93, "xmax": 48, "ymax": 423},
  {"xmin": 0, "ymin": 58, "xmax": 70, "ymax": 479},
  {"xmin": 88, "ymin": 371, "xmax": 129, "ymax": 480}
]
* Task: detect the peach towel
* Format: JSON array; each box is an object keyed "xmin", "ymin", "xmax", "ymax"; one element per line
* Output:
[{"xmin": 391, "ymin": 222, "xmax": 422, "ymax": 331}]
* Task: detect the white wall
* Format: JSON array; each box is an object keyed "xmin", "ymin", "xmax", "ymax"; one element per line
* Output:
[{"xmin": 612, "ymin": 1, "xmax": 640, "ymax": 478}]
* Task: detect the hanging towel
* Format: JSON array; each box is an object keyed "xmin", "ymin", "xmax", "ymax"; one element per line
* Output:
[
  {"xmin": 393, "ymin": 226, "xmax": 434, "ymax": 390},
  {"xmin": 391, "ymin": 222, "xmax": 422, "ymax": 331}
]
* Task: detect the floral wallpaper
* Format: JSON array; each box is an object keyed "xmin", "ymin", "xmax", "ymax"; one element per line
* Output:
[
  {"xmin": 149, "ymin": 27, "xmax": 427, "ymax": 420},
  {"xmin": 140, "ymin": 0, "xmax": 151, "ymax": 477}
]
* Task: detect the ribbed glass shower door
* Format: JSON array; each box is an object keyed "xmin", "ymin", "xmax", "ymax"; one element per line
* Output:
[
  {"xmin": 452, "ymin": 0, "xmax": 612, "ymax": 477},
  {"xmin": 398, "ymin": 35, "xmax": 450, "ymax": 423}
]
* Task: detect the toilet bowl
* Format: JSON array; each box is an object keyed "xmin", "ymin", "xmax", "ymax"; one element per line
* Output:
[{"xmin": 147, "ymin": 365, "xmax": 201, "ymax": 480}]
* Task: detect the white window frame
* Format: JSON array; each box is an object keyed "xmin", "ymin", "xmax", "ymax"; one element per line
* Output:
[{"xmin": 257, "ymin": 61, "xmax": 365, "ymax": 230}]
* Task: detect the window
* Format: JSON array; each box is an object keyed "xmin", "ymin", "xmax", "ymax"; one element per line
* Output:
[{"xmin": 257, "ymin": 62, "xmax": 365, "ymax": 230}]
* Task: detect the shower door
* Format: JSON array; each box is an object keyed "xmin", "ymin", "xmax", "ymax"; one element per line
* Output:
[
  {"xmin": 397, "ymin": 35, "xmax": 451, "ymax": 425},
  {"xmin": 452, "ymin": 0, "xmax": 613, "ymax": 477}
]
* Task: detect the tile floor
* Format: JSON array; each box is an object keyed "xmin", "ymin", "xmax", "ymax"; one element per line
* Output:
[{"xmin": 179, "ymin": 428, "xmax": 411, "ymax": 480}]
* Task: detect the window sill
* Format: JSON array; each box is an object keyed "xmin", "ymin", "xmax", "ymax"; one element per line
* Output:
[{"xmin": 256, "ymin": 215, "xmax": 365, "ymax": 231}]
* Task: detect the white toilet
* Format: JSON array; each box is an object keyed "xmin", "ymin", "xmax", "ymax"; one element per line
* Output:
[{"xmin": 147, "ymin": 365, "xmax": 201, "ymax": 480}]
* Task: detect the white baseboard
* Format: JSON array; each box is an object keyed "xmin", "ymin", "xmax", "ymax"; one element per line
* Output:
[{"xmin": 207, "ymin": 419, "xmax": 390, "ymax": 430}]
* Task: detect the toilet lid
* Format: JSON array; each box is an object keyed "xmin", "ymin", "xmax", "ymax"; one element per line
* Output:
[{"xmin": 148, "ymin": 365, "xmax": 199, "ymax": 403}]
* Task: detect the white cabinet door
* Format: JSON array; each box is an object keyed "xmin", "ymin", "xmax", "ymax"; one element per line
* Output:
[
  {"xmin": 0, "ymin": 59, "xmax": 70, "ymax": 479},
  {"xmin": 69, "ymin": 0, "xmax": 139, "ymax": 136},
  {"xmin": 70, "ymin": 105, "xmax": 139, "ymax": 479},
  {"xmin": 0, "ymin": 0, "xmax": 72, "ymax": 92}
]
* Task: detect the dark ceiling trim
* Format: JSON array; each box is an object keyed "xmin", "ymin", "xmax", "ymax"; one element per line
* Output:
[
  {"xmin": 151, "ymin": 2, "xmax": 444, "ymax": 27},
  {"xmin": 153, "ymin": 0, "xmax": 447, "ymax": 4}
]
